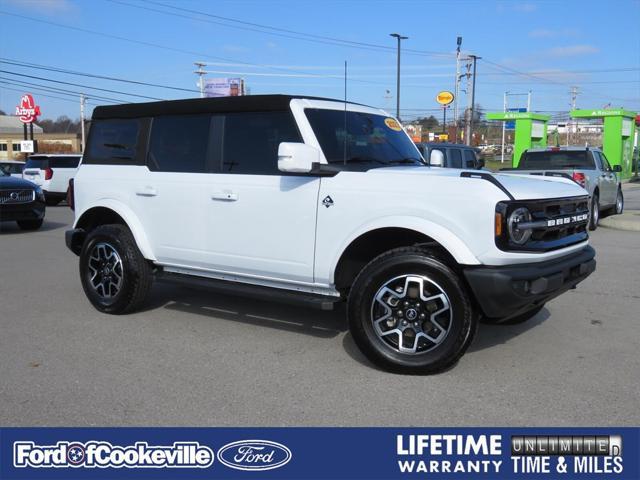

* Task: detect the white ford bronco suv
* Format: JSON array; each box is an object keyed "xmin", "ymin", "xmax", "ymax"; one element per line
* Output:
[{"xmin": 66, "ymin": 95, "xmax": 595, "ymax": 373}]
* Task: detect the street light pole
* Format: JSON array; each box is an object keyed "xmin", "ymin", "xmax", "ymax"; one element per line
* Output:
[{"xmin": 390, "ymin": 33, "xmax": 408, "ymax": 121}]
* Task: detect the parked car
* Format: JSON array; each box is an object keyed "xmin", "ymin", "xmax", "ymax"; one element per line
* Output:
[
  {"xmin": 22, "ymin": 154, "xmax": 82, "ymax": 205},
  {"xmin": 416, "ymin": 142, "xmax": 485, "ymax": 169},
  {"xmin": 501, "ymin": 147, "xmax": 623, "ymax": 230},
  {"xmin": 0, "ymin": 160, "xmax": 25, "ymax": 178},
  {"xmin": 0, "ymin": 169, "xmax": 46, "ymax": 230},
  {"xmin": 65, "ymin": 95, "xmax": 595, "ymax": 374}
]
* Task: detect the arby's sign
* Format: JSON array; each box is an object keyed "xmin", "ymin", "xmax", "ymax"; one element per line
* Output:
[{"xmin": 15, "ymin": 94, "xmax": 41, "ymax": 124}]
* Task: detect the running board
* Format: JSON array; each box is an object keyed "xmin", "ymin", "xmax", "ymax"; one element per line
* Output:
[{"xmin": 156, "ymin": 271, "xmax": 342, "ymax": 311}]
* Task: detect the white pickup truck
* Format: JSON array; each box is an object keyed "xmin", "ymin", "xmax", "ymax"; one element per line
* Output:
[{"xmin": 65, "ymin": 95, "xmax": 595, "ymax": 373}]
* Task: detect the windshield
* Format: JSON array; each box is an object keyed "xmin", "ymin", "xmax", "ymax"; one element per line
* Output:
[
  {"xmin": 519, "ymin": 151, "xmax": 595, "ymax": 170},
  {"xmin": 305, "ymin": 109, "xmax": 424, "ymax": 167}
]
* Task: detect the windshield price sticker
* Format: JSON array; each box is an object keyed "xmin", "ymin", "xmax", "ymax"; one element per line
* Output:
[{"xmin": 384, "ymin": 118, "xmax": 402, "ymax": 131}]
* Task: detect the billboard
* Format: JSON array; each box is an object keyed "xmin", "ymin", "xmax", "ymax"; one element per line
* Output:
[{"xmin": 203, "ymin": 78, "xmax": 244, "ymax": 98}]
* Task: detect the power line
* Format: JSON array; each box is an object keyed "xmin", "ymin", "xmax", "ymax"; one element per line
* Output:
[
  {"xmin": 0, "ymin": 83, "xmax": 105, "ymax": 107},
  {"xmin": 0, "ymin": 57, "xmax": 200, "ymax": 94},
  {"xmin": 109, "ymin": 0, "xmax": 454, "ymax": 58},
  {"xmin": 0, "ymin": 77, "xmax": 128, "ymax": 104},
  {"xmin": 0, "ymin": 70, "xmax": 163, "ymax": 101}
]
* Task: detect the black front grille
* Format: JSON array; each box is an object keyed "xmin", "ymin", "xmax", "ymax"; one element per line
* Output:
[
  {"xmin": 496, "ymin": 196, "xmax": 589, "ymax": 252},
  {"xmin": 0, "ymin": 189, "xmax": 35, "ymax": 205}
]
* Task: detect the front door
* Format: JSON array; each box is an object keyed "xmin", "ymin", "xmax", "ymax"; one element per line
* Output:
[{"xmin": 204, "ymin": 111, "xmax": 320, "ymax": 284}]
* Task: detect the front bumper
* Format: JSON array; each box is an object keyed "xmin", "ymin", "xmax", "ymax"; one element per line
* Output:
[
  {"xmin": 0, "ymin": 201, "xmax": 46, "ymax": 222},
  {"xmin": 464, "ymin": 245, "xmax": 596, "ymax": 321}
]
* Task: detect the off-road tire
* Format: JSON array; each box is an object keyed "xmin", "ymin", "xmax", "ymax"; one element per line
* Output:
[
  {"xmin": 79, "ymin": 224, "xmax": 153, "ymax": 314},
  {"xmin": 347, "ymin": 247, "xmax": 477, "ymax": 374}
]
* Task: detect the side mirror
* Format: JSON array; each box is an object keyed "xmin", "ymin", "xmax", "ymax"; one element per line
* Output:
[
  {"xmin": 613, "ymin": 164, "xmax": 622, "ymax": 173},
  {"xmin": 278, "ymin": 142, "xmax": 322, "ymax": 173},
  {"xmin": 429, "ymin": 149, "xmax": 445, "ymax": 167}
]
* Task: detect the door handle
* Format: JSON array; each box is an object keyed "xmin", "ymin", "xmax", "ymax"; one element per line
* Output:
[
  {"xmin": 211, "ymin": 192, "xmax": 238, "ymax": 201},
  {"xmin": 135, "ymin": 186, "xmax": 158, "ymax": 197}
]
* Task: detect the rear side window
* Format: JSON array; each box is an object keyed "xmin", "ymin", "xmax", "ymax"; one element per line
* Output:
[
  {"xmin": 85, "ymin": 119, "xmax": 144, "ymax": 164},
  {"xmin": 449, "ymin": 148, "xmax": 463, "ymax": 168},
  {"xmin": 463, "ymin": 149, "xmax": 476, "ymax": 168},
  {"xmin": 50, "ymin": 156, "xmax": 81, "ymax": 169},
  {"xmin": 148, "ymin": 115, "xmax": 212, "ymax": 173},
  {"xmin": 222, "ymin": 111, "xmax": 301, "ymax": 175},
  {"xmin": 25, "ymin": 157, "xmax": 49, "ymax": 169}
]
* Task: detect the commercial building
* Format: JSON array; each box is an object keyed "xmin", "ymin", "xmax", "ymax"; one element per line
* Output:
[{"xmin": 0, "ymin": 115, "xmax": 81, "ymax": 160}]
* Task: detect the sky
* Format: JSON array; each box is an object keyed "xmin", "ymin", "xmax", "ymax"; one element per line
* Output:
[{"xmin": 0, "ymin": 0, "xmax": 639, "ymax": 123}]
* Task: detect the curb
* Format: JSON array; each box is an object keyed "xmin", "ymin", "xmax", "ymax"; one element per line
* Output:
[{"xmin": 599, "ymin": 211, "xmax": 640, "ymax": 232}]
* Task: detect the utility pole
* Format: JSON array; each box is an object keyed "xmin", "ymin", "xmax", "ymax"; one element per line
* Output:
[
  {"xmin": 501, "ymin": 91, "xmax": 508, "ymax": 163},
  {"xmin": 194, "ymin": 62, "xmax": 206, "ymax": 98},
  {"xmin": 453, "ymin": 36, "xmax": 462, "ymax": 143},
  {"xmin": 389, "ymin": 33, "xmax": 408, "ymax": 121},
  {"xmin": 569, "ymin": 86, "xmax": 579, "ymax": 145},
  {"xmin": 80, "ymin": 93, "xmax": 86, "ymax": 153},
  {"xmin": 466, "ymin": 55, "xmax": 480, "ymax": 146}
]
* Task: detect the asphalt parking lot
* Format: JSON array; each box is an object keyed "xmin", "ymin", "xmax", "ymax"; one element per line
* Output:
[{"xmin": 1, "ymin": 185, "xmax": 639, "ymax": 427}]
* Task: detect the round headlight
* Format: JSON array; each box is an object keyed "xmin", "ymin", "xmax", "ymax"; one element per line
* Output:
[{"xmin": 508, "ymin": 207, "xmax": 532, "ymax": 245}]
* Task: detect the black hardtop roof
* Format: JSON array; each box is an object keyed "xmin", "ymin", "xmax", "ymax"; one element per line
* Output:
[
  {"xmin": 92, "ymin": 94, "xmax": 369, "ymax": 120},
  {"xmin": 418, "ymin": 142, "xmax": 477, "ymax": 149}
]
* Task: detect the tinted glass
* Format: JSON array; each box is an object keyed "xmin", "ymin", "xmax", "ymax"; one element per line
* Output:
[
  {"xmin": 305, "ymin": 109, "xmax": 423, "ymax": 167},
  {"xmin": 449, "ymin": 148, "xmax": 463, "ymax": 168},
  {"xmin": 25, "ymin": 157, "xmax": 49, "ymax": 169},
  {"xmin": 519, "ymin": 151, "xmax": 595, "ymax": 170},
  {"xmin": 51, "ymin": 156, "xmax": 81, "ymax": 168},
  {"xmin": 87, "ymin": 119, "xmax": 140, "ymax": 162},
  {"xmin": 1, "ymin": 163, "xmax": 24, "ymax": 174},
  {"xmin": 463, "ymin": 149, "xmax": 477, "ymax": 168},
  {"xmin": 148, "ymin": 115, "xmax": 211, "ymax": 173},
  {"xmin": 222, "ymin": 111, "xmax": 301, "ymax": 174},
  {"xmin": 592, "ymin": 152, "xmax": 603, "ymax": 170}
]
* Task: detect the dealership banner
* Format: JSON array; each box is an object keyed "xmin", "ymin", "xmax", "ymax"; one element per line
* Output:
[
  {"xmin": 203, "ymin": 78, "xmax": 244, "ymax": 97},
  {"xmin": 0, "ymin": 427, "xmax": 637, "ymax": 479}
]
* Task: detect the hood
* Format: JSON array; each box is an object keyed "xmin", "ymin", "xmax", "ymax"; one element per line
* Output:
[
  {"xmin": 0, "ymin": 175, "xmax": 37, "ymax": 189},
  {"xmin": 367, "ymin": 166, "xmax": 587, "ymax": 201}
]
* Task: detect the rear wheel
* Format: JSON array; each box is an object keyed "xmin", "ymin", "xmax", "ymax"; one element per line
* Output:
[
  {"xmin": 588, "ymin": 193, "xmax": 599, "ymax": 231},
  {"xmin": 347, "ymin": 247, "xmax": 477, "ymax": 374},
  {"xmin": 79, "ymin": 224, "xmax": 153, "ymax": 314},
  {"xmin": 16, "ymin": 219, "xmax": 43, "ymax": 230}
]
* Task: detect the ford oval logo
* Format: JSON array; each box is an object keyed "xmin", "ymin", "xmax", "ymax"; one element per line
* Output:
[{"xmin": 217, "ymin": 440, "xmax": 292, "ymax": 471}]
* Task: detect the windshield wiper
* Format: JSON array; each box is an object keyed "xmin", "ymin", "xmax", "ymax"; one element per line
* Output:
[
  {"xmin": 388, "ymin": 157, "xmax": 426, "ymax": 165},
  {"xmin": 338, "ymin": 156, "xmax": 387, "ymax": 165}
]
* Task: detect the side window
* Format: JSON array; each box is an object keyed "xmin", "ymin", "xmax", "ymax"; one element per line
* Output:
[
  {"xmin": 463, "ymin": 149, "xmax": 476, "ymax": 168},
  {"xmin": 600, "ymin": 153, "xmax": 612, "ymax": 171},
  {"xmin": 148, "ymin": 115, "xmax": 212, "ymax": 173},
  {"xmin": 449, "ymin": 148, "xmax": 463, "ymax": 168},
  {"xmin": 222, "ymin": 111, "xmax": 301, "ymax": 175},
  {"xmin": 592, "ymin": 152, "xmax": 603, "ymax": 170},
  {"xmin": 51, "ymin": 156, "xmax": 81, "ymax": 169},
  {"xmin": 85, "ymin": 119, "xmax": 143, "ymax": 164}
]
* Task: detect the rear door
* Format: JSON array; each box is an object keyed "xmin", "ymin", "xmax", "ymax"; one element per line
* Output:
[
  {"xmin": 22, "ymin": 156, "xmax": 48, "ymax": 187},
  {"xmin": 49, "ymin": 156, "xmax": 81, "ymax": 193}
]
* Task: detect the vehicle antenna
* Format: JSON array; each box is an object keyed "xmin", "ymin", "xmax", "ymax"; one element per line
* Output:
[{"xmin": 343, "ymin": 60, "xmax": 348, "ymax": 165}]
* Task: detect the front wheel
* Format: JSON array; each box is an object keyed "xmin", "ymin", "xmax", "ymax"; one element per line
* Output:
[
  {"xmin": 589, "ymin": 193, "xmax": 599, "ymax": 231},
  {"xmin": 615, "ymin": 188, "xmax": 624, "ymax": 215},
  {"xmin": 79, "ymin": 224, "xmax": 153, "ymax": 314},
  {"xmin": 347, "ymin": 247, "xmax": 477, "ymax": 374}
]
